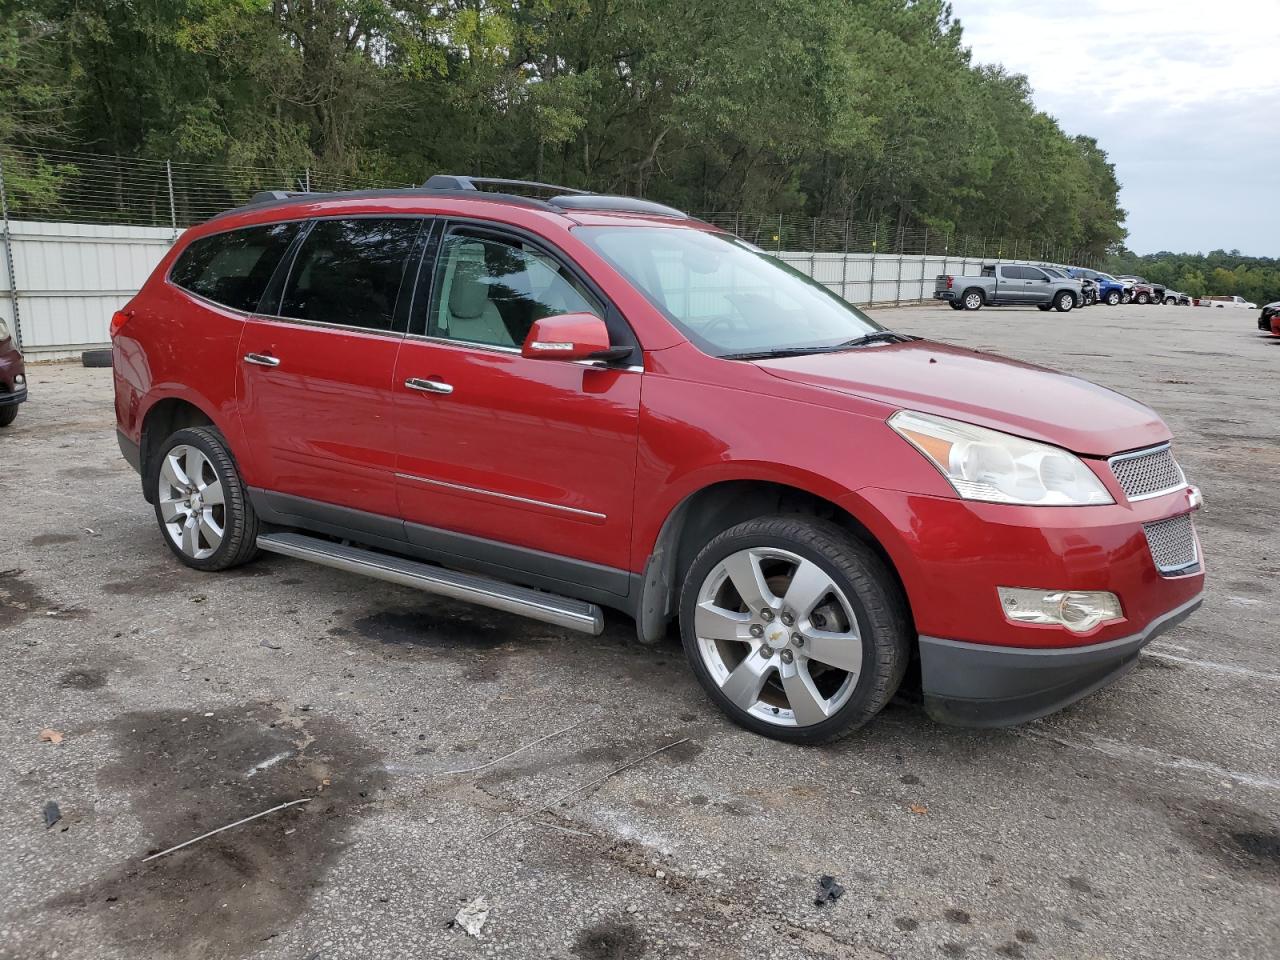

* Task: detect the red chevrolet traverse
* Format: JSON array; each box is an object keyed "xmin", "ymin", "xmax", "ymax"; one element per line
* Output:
[{"xmin": 110, "ymin": 176, "xmax": 1204, "ymax": 743}]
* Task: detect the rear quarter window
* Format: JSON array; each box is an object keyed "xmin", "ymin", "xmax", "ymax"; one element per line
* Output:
[{"xmin": 170, "ymin": 222, "xmax": 302, "ymax": 312}]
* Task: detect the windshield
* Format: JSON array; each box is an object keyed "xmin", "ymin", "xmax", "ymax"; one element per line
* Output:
[
  {"xmin": 576, "ymin": 225, "xmax": 885, "ymax": 358},
  {"xmin": 1042, "ymin": 267, "xmax": 1066, "ymax": 278},
  {"xmin": 1096, "ymin": 272, "xmax": 1117, "ymax": 282}
]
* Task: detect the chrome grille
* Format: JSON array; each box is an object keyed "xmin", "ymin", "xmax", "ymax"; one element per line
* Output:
[
  {"xmin": 1110, "ymin": 445, "xmax": 1185, "ymax": 500},
  {"xmin": 1143, "ymin": 514, "xmax": 1199, "ymax": 574}
]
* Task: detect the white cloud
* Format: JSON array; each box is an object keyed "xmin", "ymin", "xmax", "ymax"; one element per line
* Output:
[{"xmin": 954, "ymin": 0, "xmax": 1280, "ymax": 254}]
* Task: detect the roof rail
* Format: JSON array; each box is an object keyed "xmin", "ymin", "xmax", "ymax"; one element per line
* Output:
[
  {"xmin": 546, "ymin": 194, "xmax": 688, "ymax": 219},
  {"xmin": 248, "ymin": 189, "xmax": 312, "ymax": 205},
  {"xmin": 424, "ymin": 175, "xmax": 593, "ymax": 196}
]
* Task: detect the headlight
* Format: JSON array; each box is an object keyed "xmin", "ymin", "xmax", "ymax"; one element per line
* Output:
[{"xmin": 888, "ymin": 410, "xmax": 1113, "ymax": 506}]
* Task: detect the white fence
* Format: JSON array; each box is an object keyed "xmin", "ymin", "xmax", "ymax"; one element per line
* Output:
[
  {"xmin": 0, "ymin": 220, "xmax": 177, "ymax": 360},
  {"xmin": 1, "ymin": 220, "xmax": 1039, "ymax": 360}
]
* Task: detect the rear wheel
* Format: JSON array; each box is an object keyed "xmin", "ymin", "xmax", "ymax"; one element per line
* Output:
[
  {"xmin": 948, "ymin": 300, "xmax": 965, "ymax": 311},
  {"xmin": 151, "ymin": 426, "xmax": 260, "ymax": 572},
  {"xmin": 1137, "ymin": 292, "xmax": 1151, "ymax": 304},
  {"xmin": 962, "ymin": 289, "xmax": 983, "ymax": 311},
  {"xmin": 679, "ymin": 516, "xmax": 910, "ymax": 744},
  {"xmin": 0, "ymin": 405, "xmax": 16, "ymax": 427},
  {"xmin": 1164, "ymin": 296, "xmax": 1176, "ymax": 305},
  {"xmin": 1054, "ymin": 290, "xmax": 1075, "ymax": 312},
  {"xmin": 1122, "ymin": 292, "xmax": 1132, "ymax": 304},
  {"xmin": 1037, "ymin": 304, "xmax": 1052, "ymax": 312}
]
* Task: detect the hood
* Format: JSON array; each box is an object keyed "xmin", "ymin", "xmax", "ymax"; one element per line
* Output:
[{"xmin": 757, "ymin": 340, "xmax": 1169, "ymax": 457}]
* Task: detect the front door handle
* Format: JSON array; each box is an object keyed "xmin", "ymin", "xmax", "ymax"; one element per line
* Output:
[
  {"xmin": 405, "ymin": 377, "xmax": 453, "ymax": 395},
  {"xmin": 244, "ymin": 353, "xmax": 281, "ymax": 367}
]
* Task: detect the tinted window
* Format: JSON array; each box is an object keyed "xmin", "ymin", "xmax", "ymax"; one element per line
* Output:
[
  {"xmin": 428, "ymin": 231, "xmax": 601, "ymax": 348},
  {"xmin": 1001, "ymin": 265, "xmax": 1027, "ymax": 280},
  {"xmin": 170, "ymin": 222, "xmax": 301, "ymax": 312},
  {"xmin": 279, "ymin": 218, "xmax": 421, "ymax": 332},
  {"xmin": 1024, "ymin": 267, "xmax": 1049, "ymax": 280}
]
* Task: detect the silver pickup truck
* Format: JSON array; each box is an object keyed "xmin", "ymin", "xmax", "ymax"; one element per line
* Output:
[{"xmin": 935, "ymin": 263, "xmax": 1083, "ymax": 312}]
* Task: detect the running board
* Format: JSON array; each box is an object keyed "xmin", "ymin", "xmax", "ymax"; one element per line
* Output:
[{"xmin": 256, "ymin": 532, "xmax": 604, "ymax": 636}]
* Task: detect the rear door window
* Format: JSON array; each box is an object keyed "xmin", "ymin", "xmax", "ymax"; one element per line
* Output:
[
  {"xmin": 170, "ymin": 222, "xmax": 302, "ymax": 312},
  {"xmin": 278, "ymin": 218, "xmax": 422, "ymax": 333}
]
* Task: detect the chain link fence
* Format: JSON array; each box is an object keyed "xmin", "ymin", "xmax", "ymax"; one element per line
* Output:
[{"xmin": 0, "ymin": 145, "xmax": 1104, "ymax": 356}]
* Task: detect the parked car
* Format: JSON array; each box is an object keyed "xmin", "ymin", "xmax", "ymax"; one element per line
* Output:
[
  {"xmin": 1203, "ymin": 295, "xmax": 1258, "ymax": 309},
  {"xmin": 1067, "ymin": 268, "xmax": 1125, "ymax": 305},
  {"xmin": 934, "ymin": 263, "xmax": 1082, "ymax": 312},
  {"xmin": 110, "ymin": 176, "xmax": 1205, "ymax": 742},
  {"xmin": 1163, "ymin": 291, "xmax": 1192, "ymax": 306},
  {"xmin": 1043, "ymin": 266, "xmax": 1095, "ymax": 306},
  {"xmin": 1117, "ymin": 275, "xmax": 1165, "ymax": 304},
  {"xmin": 1259, "ymin": 300, "xmax": 1280, "ymax": 333},
  {"xmin": 0, "ymin": 317, "xmax": 27, "ymax": 427}
]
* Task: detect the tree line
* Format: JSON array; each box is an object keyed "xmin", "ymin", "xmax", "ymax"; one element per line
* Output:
[
  {"xmin": 1105, "ymin": 250, "xmax": 1280, "ymax": 306},
  {"xmin": 2, "ymin": 1, "xmax": 1128, "ymax": 255}
]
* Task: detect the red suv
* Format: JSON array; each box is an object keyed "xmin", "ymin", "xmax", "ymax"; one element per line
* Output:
[{"xmin": 110, "ymin": 176, "xmax": 1204, "ymax": 743}]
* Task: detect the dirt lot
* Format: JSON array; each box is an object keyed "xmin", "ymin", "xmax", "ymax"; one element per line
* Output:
[{"xmin": 1, "ymin": 302, "xmax": 1277, "ymax": 960}]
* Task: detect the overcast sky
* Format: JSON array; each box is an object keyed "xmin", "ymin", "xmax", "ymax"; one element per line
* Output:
[{"xmin": 956, "ymin": 0, "xmax": 1280, "ymax": 256}]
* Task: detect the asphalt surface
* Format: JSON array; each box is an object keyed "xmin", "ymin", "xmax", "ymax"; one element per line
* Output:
[{"xmin": 1, "ymin": 302, "xmax": 1277, "ymax": 960}]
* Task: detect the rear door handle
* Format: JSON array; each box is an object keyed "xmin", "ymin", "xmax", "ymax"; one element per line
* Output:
[
  {"xmin": 244, "ymin": 353, "xmax": 281, "ymax": 367},
  {"xmin": 405, "ymin": 377, "xmax": 453, "ymax": 395}
]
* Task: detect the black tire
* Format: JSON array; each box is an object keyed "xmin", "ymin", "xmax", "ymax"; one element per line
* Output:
[
  {"xmin": 1106, "ymin": 291, "xmax": 1121, "ymax": 306},
  {"xmin": 150, "ymin": 425, "xmax": 260, "ymax": 572},
  {"xmin": 1054, "ymin": 290, "xmax": 1075, "ymax": 312},
  {"xmin": 82, "ymin": 348, "xmax": 113, "ymax": 368},
  {"xmin": 961, "ymin": 288, "xmax": 984, "ymax": 311},
  {"xmin": 1037, "ymin": 304, "xmax": 1052, "ymax": 312},
  {"xmin": 1122, "ymin": 292, "xmax": 1132, "ymax": 304},
  {"xmin": 0, "ymin": 405, "xmax": 17, "ymax": 427},
  {"xmin": 679, "ymin": 516, "xmax": 911, "ymax": 744},
  {"xmin": 1164, "ymin": 297, "xmax": 1176, "ymax": 305},
  {"xmin": 948, "ymin": 300, "xmax": 965, "ymax": 311},
  {"xmin": 1136, "ymin": 293, "xmax": 1151, "ymax": 305}
]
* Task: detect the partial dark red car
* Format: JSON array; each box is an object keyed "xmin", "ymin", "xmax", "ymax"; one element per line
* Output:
[
  {"xmin": 110, "ymin": 176, "xmax": 1205, "ymax": 742},
  {"xmin": 0, "ymin": 317, "xmax": 27, "ymax": 427}
]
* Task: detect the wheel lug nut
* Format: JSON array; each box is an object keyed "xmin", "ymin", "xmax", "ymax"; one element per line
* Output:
[
  {"xmin": 780, "ymin": 612, "xmax": 794, "ymax": 626},
  {"xmin": 749, "ymin": 624, "xmax": 764, "ymax": 638},
  {"xmin": 780, "ymin": 649, "xmax": 794, "ymax": 664},
  {"xmin": 760, "ymin": 608, "xmax": 774, "ymax": 622},
  {"xmin": 791, "ymin": 633, "xmax": 803, "ymax": 646}
]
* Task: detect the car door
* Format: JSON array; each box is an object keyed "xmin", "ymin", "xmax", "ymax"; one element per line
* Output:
[
  {"xmin": 1020, "ymin": 266, "xmax": 1054, "ymax": 303},
  {"xmin": 391, "ymin": 222, "xmax": 642, "ymax": 596},
  {"xmin": 237, "ymin": 216, "xmax": 426, "ymax": 522},
  {"xmin": 995, "ymin": 265, "xmax": 1026, "ymax": 302}
]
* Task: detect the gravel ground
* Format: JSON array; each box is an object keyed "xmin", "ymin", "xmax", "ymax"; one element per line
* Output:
[{"xmin": 1, "ymin": 302, "xmax": 1276, "ymax": 960}]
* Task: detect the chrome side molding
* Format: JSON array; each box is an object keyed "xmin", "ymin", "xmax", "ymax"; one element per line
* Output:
[{"xmin": 256, "ymin": 531, "xmax": 604, "ymax": 635}]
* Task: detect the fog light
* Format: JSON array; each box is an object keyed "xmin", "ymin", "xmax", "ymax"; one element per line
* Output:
[
  {"xmin": 13, "ymin": 374, "xmax": 23, "ymax": 386},
  {"xmin": 998, "ymin": 588, "xmax": 1123, "ymax": 633}
]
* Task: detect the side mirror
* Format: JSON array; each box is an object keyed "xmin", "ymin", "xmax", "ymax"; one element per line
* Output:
[{"xmin": 521, "ymin": 312, "xmax": 628, "ymax": 362}]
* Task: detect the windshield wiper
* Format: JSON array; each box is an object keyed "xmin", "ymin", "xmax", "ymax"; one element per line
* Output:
[
  {"xmin": 721, "ymin": 332, "xmax": 911, "ymax": 361},
  {"xmin": 838, "ymin": 331, "xmax": 911, "ymax": 348},
  {"xmin": 721, "ymin": 346, "xmax": 842, "ymax": 360}
]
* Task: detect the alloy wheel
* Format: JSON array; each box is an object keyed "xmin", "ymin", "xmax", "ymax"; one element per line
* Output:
[
  {"xmin": 693, "ymin": 547, "xmax": 863, "ymax": 728},
  {"xmin": 157, "ymin": 444, "xmax": 226, "ymax": 559},
  {"xmin": 964, "ymin": 292, "xmax": 981, "ymax": 310}
]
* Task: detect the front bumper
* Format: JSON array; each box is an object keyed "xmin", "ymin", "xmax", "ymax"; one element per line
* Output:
[
  {"xmin": 0, "ymin": 386, "xmax": 26, "ymax": 407},
  {"xmin": 919, "ymin": 593, "xmax": 1202, "ymax": 726}
]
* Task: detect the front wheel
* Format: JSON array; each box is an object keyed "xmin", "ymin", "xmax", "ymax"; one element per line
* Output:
[
  {"xmin": 1137, "ymin": 292, "xmax": 1151, "ymax": 304},
  {"xmin": 151, "ymin": 425, "xmax": 261, "ymax": 571},
  {"xmin": 679, "ymin": 516, "xmax": 910, "ymax": 744},
  {"xmin": 0, "ymin": 405, "xmax": 17, "ymax": 428},
  {"xmin": 1122, "ymin": 292, "xmax": 1133, "ymax": 304},
  {"xmin": 1164, "ymin": 296, "xmax": 1176, "ymax": 305},
  {"xmin": 1054, "ymin": 291, "xmax": 1075, "ymax": 312},
  {"xmin": 1037, "ymin": 304, "xmax": 1052, "ymax": 312}
]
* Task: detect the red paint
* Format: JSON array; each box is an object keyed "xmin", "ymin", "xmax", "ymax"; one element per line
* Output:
[
  {"xmin": 520, "ymin": 312, "xmax": 611, "ymax": 360},
  {"xmin": 114, "ymin": 190, "xmax": 1203, "ymax": 653}
]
